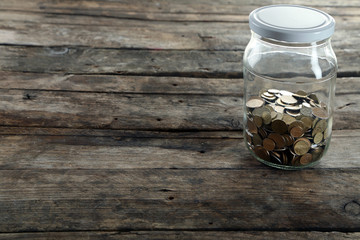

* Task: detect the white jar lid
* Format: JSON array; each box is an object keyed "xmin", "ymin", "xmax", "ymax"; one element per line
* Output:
[{"xmin": 249, "ymin": 5, "xmax": 335, "ymax": 42}]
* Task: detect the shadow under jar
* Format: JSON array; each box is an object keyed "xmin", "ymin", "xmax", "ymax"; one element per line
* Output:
[{"xmin": 243, "ymin": 5, "xmax": 337, "ymax": 169}]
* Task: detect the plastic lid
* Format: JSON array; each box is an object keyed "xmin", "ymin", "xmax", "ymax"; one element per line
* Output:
[{"xmin": 249, "ymin": 5, "xmax": 335, "ymax": 42}]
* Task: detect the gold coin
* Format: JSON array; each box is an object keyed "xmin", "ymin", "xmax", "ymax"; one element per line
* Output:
[
  {"xmin": 253, "ymin": 116, "xmax": 263, "ymax": 128},
  {"xmin": 271, "ymin": 120, "xmax": 288, "ymax": 134},
  {"xmin": 268, "ymin": 133, "xmax": 286, "ymax": 149},
  {"xmin": 282, "ymin": 114, "xmax": 296, "ymax": 125},
  {"xmin": 312, "ymin": 118, "xmax": 319, "ymax": 129},
  {"xmin": 300, "ymin": 116, "xmax": 313, "ymax": 130},
  {"xmin": 312, "ymin": 107, "xmax": 329, "ymax": 119},
  {"xmin": 252, "ymin": 133, "xmax": 263, "ymax": 146},
  {"xmin": 314, "ymin": 132, "xmax": 323, "ymax": 144},
  {"xmin": 247, "ymin": 119, "xmax": 257, "ymax": 134},
  {"xmin": 300, "ymin": 153, "xmax": 313, "ymax": 165},
  {"xmin": 290, "ymin": 126, "xmax": 304, "ymax": 138},
  {"xmin": 262, "ymin": 111, "xmax": 272, "ymax": 125},
  {"xmin": 312, "ymin": 126, "xmax": 323, "ymax": 137},
  {"xmin": 246, "ymin": 97, "xmax": 264, "ymax": 109},
  {"xmin": 293, "ymin": 138, "xmax": 311, "ymax": 155},
  {"xmin": 254, "ymin": 146, "xmax": 270, "ymax": 161},
  {"xmin": 263, "ymin": 138, "xmax": 276, "ymax": 151},
  {"xmin": 280, "ymin": 95, "xmax": 298, "ymax": 105},
  {"xmin": 324, "ymin": 127, "xmax": 331, "ymax": 139},
  {"xmin": 315, "ymin": 119, "xmax": 327, "ymax": 132}
]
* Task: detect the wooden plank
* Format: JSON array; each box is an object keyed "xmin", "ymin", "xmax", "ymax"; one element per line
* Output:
[
  {"xmin": 0, "ymin": 0, "xmax": 359, "ymax": 17},
  {"xmin": 0, "ymin": 169, "xmax": 359, "ymax": 232},
  {"xmin": 0, "ymin": 72, "xmax": 358, "ymax": 95},
  {"xmin": 0, "ymin": 46, "xmax": 358, "ymax": 77},
  {"xmin": 0, "ymin": 129, "xmax": 358, "ymax": 170},
  {"xmin": 0, "ymin": 88, "xmax": 358, "ymax": 130},
  {"xmin": 0, "ymin": 11, "xmax": 357, "ymax": 50},
  {"xmin": 0, "ymin": 72, "xmax": 242, "ymax": 95},
  {"xmin": 0, "ymin": 231, "xmax": 359, "ymax": 240}
]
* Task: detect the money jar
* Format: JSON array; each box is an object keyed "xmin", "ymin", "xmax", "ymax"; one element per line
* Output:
[{"xmin": 243, "ymin": 5, "xmax": 337, "ymax": 169}]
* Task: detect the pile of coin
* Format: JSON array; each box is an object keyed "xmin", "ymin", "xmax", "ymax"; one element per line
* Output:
[{"xmin": 245, "ymin": 89, "xmax": 331, "ymax": 167}]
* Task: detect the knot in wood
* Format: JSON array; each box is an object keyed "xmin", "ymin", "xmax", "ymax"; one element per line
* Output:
[{"xmin": 344, "ymin": 201, "xmax": 360, "ymax": 216}]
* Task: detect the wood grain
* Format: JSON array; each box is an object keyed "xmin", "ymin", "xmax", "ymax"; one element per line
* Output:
[
  {"xmin": 0, "ymin": 11, "xmax": 357, "ymax": 50},
  {"xmin": 0, "ymin": 169, "xmax": 359, "ymax": 232},
  {"xmin": 0, "ymin": 129, "xmax": 359, "ymax": 170},
  {"xmin": 0, "ymin": 231, "xmax": 359, "ymax": 240}
]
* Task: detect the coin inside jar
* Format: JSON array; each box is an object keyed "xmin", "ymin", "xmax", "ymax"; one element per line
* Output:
[
  {"xmin": 245, "ymin": 88, "xmax": 331, "ymax": 168},
  {"xmin": 246, "ymin": 97, "xmax": 265, "ymax": 109}
]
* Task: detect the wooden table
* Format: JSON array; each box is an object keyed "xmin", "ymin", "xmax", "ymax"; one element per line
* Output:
[{"xmin": 0, "ymin": 1, "xmax": 359, "ymax": 239}]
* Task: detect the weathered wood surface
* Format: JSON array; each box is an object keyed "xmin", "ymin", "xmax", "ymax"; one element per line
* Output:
[
  {"xmin": 0, "ymin": 73, "xmax": 358, "ymax": 130},
  {"xmin": 0, "ymin": 231, "xmax": 359, "ymax": 240},
  {"xmin": 1, "ymin": 169, "xmax": 360, "ymax": 232},
  {"xmin": 0, "ymin": 0, "xmax": 359, "ymax": 238},
  {"xmin": 0, "ymin": 129, "xmax": 359, "ymax": 170}
]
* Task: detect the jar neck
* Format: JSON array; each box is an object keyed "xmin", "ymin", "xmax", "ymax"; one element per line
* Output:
[{"xmin": 251, "ymin": 31, "xmax": 331, "ymax": 48}]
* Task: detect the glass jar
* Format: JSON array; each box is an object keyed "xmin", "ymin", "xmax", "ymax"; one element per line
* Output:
[{"xmin": 243, "ymin": 5, "xmax": 337, "ymax": 169}]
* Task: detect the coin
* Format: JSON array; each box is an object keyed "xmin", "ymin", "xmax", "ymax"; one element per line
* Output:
[
  {"xmin": 274, "ymin": 105, "xmax": 284, "ymax": 113},
  {"xmin": 271, "ymin": 120, "xmax": 288, "ymax": 134},
  {"xmin": 300, "ymin": 153, "xmax": 313, "ymax": 165},
  {"xmin": 314, "ymin": 132, "xmax": 323, "ymax": 144},
  {"xmin": 252, "ymin": 133, "xmax": 263, "ymax": 146},
  {"xmin": 300, "ymin": 106, "xmax": 312, "ymax": 117},
  {"xmin": 263, "ymin": 138, "xmax": 276, "ymax": 151},
  {"xmin": 280, "ymin": 95, "xmax": 298, "ymax": 105},
  {"xmin": 268, "ymin": 89, "xmax": 280, "ymax": 94},
  {"xmin": 291, "ymin": 155, "xmax": 301, "ymax": 166},
  {"xmin": 254, "ymin": 146, "xmax": 270, "ymax": 161},
  {"xmin": 282, "ymin": 152, "xmax": 288, "ymax": 165},
  {"xmin": 282, "ymin": 134, "xmax": 295, "ymax": 146},
  {"xmin": 258, "ymin": 127, "xmax": 267, "ymax": 139},
  {"xmin": 247, "ymin": 119, "xmax": 257, "ymax": 134},
  {"xmin": 282, "ymin": 114, "xmax": 296, "ymax": 125},
  {"xmin": 253, "ymin": 106, "xmax": 270, "ymax": 117},
  {"xmin": 293, "ymin": 138, "xmax": 311, "ymax": 155},
  {"xmin": 289, "ymin": 120, "xmax": 305, "ymax": 132},
  {"xmin": 300, "ymin": 116, "xmax": 313, "ymax": 130},
  {"xmin": 268, "ymin": 133, "xmax": 286, "ymax": 149},
  {"xmin": 285, "ymin": 105, "xmax": 301, "ymax": 111},
  {"xmin": 246, "ymin": 97, "xmax": 265, "ymax": 109},
  {"xmin": 290, "ymin": 126, "xmax": 304, "ymax": 138},
  {"xmin": 308, "ymin": 93, "xmax": 319, "ymax": 103},
  {"xmin": 312, "ymin": 107, "xmax": 329, "ymax": 119},
  {"xmin": 311, "ymin": 147, "xmax": 323, "ymax": 161},
  {"xmin": 262, "ymin": 111, "xmax": 272, "ymax": 125},
  {"xmin": 295, "ymin": 90, "xmax": 308, "ymax": 96},
  {"xmin": 245, "ymin": 130, "xmax": 252, "ymax": 145},
  {"xmin": 253, "ymin": 115, "xmax": 263, "ymax": 128},
  {"xmin": 280, "ymin": 90, "xmax": 293, "ymax": 96},
  {"xmin": 315, "ymin": 119, "xmax": 327, "ymax": 132}
]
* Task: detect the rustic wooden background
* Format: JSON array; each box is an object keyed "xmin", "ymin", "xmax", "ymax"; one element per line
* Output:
[{"xmin": 0, "ymin": 0, "xmax": 359, "ymax": 239}]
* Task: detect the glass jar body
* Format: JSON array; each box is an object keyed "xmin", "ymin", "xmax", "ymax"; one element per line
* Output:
[{"xmin": 243, "ymin": 32, "xmax": 337, "ymax": 169}]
